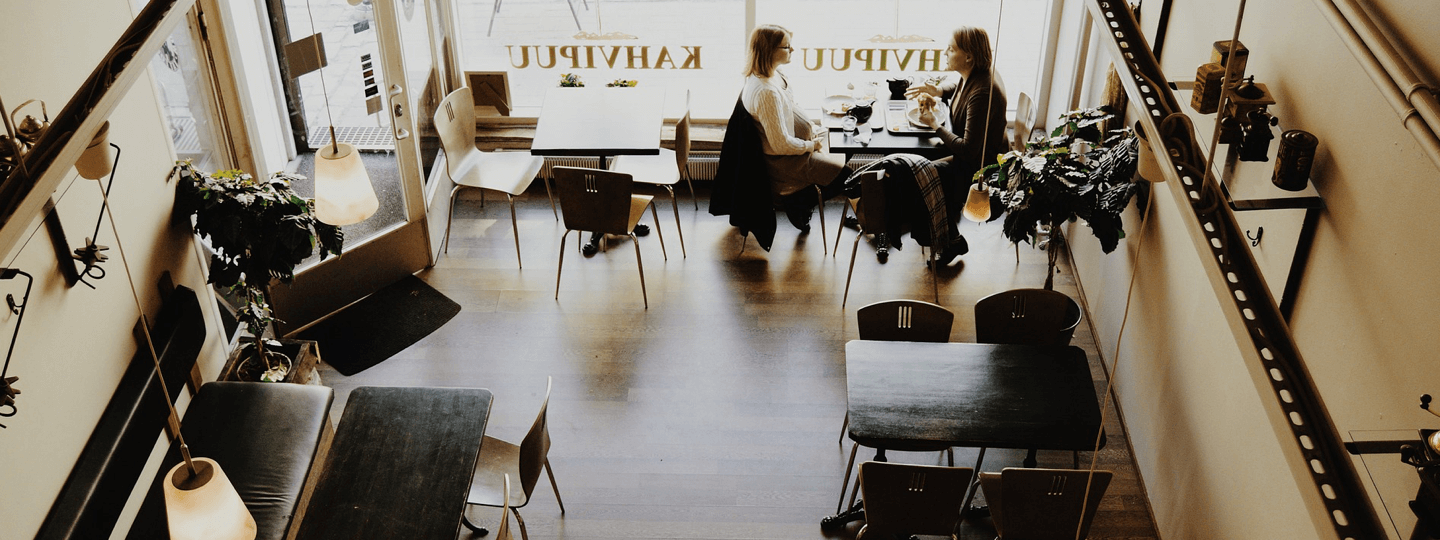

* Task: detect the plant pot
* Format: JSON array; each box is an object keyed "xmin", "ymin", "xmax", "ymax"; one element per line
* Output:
[{"xmin": 219, "ymin": 339, "xmax": 323, "ymax": 385}]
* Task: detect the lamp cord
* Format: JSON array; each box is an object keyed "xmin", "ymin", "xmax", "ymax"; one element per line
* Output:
[
  {"xmin": 1075, "ymin": 171, "xmax": 1157, "ymax": 540},
  {"xmin": 94, "ymin": 165, "xmax": 196, "ymax": 474},
  {"xmin": 302, "ymin": 0, "xmax": 339, "ymax": 155}
]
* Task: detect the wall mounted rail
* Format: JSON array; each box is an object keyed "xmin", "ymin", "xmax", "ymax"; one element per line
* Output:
[
  {"xmin": 0, "ymin": 0, "xmax": 196, "ymax": 263},
  {"xmin": 1084, "ymin": 1, "xmax": 1387, "ymax": 538}
]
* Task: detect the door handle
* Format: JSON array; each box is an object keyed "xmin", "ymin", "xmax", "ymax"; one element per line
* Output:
[
  {"xmin": 395, "ymin": 127, "xmax": 410, "ymax": 140},
  {"xmin": 388, "ymin": 84, "xmax": 403, "ymax": 97}
]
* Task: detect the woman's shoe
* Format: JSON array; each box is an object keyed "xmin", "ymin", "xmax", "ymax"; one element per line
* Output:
[{"xmin": 935, "ymin": 236, "xmax": 968, "ymax": 266}]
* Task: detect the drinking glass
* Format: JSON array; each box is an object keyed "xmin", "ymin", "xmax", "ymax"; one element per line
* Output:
[{"xmin": 841, "ymin": 115, "xmax": 858, "ymax": 134}]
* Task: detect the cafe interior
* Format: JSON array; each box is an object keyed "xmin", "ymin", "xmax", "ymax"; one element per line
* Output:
[{"xmin": 2, "ymin": 0, "xmax": 1438, "ymax": 539}]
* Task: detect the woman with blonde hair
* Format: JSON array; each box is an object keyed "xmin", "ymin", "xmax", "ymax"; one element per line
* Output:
[
  {"xmin": 741, "ymin": 24, "xmax": 849, "ymax": 232},
  {"xmin": 906, "ymin": 26, "xmax": 1008, "ymax": 264}
]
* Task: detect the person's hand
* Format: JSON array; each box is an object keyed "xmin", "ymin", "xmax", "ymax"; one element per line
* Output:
[
  {"xmin": 905, "ymin": 82, "xmax": 942, "ymax": 100},
  {"xmin": 918, "ymin": 110, "xmax": 941, "ymax": 129},
  {"xmin": 811, "ymin": 132, "xmax": 828, "ymax": 150}
]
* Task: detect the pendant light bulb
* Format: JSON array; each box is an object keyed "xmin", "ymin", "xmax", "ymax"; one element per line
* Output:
[
  {"xmin": 314, "ymin": 140, "xmax": 379, "ymax": 226},
  {"xmin": 962, "ymin": 182, "xmax": 992, "ymax": 223},
  {"xmin": 162, "ymin": 457, "xmax": 257, "ymax": 540}
]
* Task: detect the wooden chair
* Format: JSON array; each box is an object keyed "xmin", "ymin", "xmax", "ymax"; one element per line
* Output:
[
  {"xmin": 974, "ymin": 288, "xmax": 1084, "ymax": 470},
  {"xmin": 553, "ymin": 166, "xmax": 666, "ymax": 309},
  {"xmin": 462, "ymin": 377, "xmax": 566, "ymax": 540},
  {"xmin": 837, "ymin": 300, "xmax": 956, "ymax": 513},
  {"xmin": 836, "ymin": 170, "xmax": 938, "ymax": 307},
  {"xmin": 979, "ymin": 468, "xmax": 1113, "ymax": 540},
  {"xmin": 611, "ymin": 90, "xmax": 696, "ymax": 257},
  {"xmin": 856, "ymin": 462, "xmax": 973, "ymax": 540},
  {"xmin": 435, "ymin": 87, "xmax": 551, "ymax": 268},
  {"xmin": 974, "ymin": 288, "xmax": 1078, "ymax": 347}
]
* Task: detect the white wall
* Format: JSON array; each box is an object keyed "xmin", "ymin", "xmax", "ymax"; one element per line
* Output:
[
  {"xmin": 0, "ymin": 1, "xmax": 231, "ymax": 536},
  {"xmin": 1067, "ymin": 0, "xmax": 1440, "ymax": 538}
]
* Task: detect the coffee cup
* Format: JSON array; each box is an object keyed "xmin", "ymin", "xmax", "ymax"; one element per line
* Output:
[{"xmin": 848, "ymin": 100, "xmax": 874, "ymax": 124}]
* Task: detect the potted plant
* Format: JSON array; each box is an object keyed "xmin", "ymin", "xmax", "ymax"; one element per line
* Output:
[
  {"xmin": 173, "ymin": 161, "xmax": 344, "ymax": 381},
  {"xmin": 974, "ymin": 105, "xmax": 1142, "ymax": 290}
]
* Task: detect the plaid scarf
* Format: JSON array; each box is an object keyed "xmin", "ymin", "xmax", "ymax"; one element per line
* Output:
[{"xmin": 850, "ymin": 154, "xmax": 949, "ymax": 248}]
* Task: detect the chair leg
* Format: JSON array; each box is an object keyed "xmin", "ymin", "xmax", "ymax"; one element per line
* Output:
[
  {"xmin": 511, "ymin": 507, "xmax": 530, "ymax": 540},
  {"xmin": 486, "ymin": 0, "xmax": 501, "ymax": 37},
  {"xmin": 959, "ymin": 447, "xmax": 988, "ymax": 521},
  {"xmin": 630, "ymin": 233, "xmax": 648, "ymax": 309},
  {"xmin": 564, "ymin": 0, "xmax": 582, "ymax": 31},
  {"xmin": 838, "ymin": 411, "xmax": 848, "ymax": 445},
  {"xmin": 508, "ymin": 195, "xmax": 522, "ymax": 269},
  {"xmin": 544, "ymin": 458, "xmax": 565, "ymax": 514},
  {"xmin": 555, "ymin": 230, "xmax": 570, "ymax": 300},
  {"xmin": 847, "ymin": 466, "xmax": 862, "ymax": 509},
  {"xmin": 648, "ymin": 202, "xmax": 667, "ymax": 261},
  {"xmin": 543, "ymin": 176, "xmax": 558, "ymax": 221},
  {"xmin": 815, "ymin": 185, "xmax": 828, "ymax": 256},
  {"xmin": 833, "ymin": 202, "xmax": 850, "ymax": 257},
  {"xmin": 837, "ymin": 442, "xmax": 858, "ymax": 513},
  {"xmin": 929, "ymin": 245, "xmax": 939, "ymax": 303},
  {"xmin": 841, "ymin": 231, "xmax": 862, "ymax": 307},
  {"xmin": 667, "ymin": 186, "xmax": 685, "ymax": 258},
  {"xmin": 683, "ymin": 173, "xmax": 698, "ymax": 210},
  {"xmin": 443, "ymin": 185, "xmax": 464, "ymax": 254}
]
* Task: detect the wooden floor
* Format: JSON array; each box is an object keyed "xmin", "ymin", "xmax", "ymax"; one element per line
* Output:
[{"xmin": 314, "ymin": 183, "xmax": 1160, "ymax": 540}]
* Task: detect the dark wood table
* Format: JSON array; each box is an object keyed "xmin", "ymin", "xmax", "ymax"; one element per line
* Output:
[
  {"xmin": 295, "ymin": 386, "xmax": 492, "ymax": 540},
  {"xmin": 846, "ymin": 340, "xmax": 1105, "ymax": 457},
  {"xmin": 826, "ymin": 100, "xmax": 950, "ymax": 160},
  {"xmin": 531, "ymin": 86, "xmax": 666, "ymax": 167}
]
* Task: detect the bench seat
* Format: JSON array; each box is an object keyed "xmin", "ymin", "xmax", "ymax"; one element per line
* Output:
[{"xmin": 126, "ymin": 381, "xmax": 333, "ymax": 540}]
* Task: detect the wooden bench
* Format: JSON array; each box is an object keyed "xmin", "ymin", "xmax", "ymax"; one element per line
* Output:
[{"xmin": 36, "ymin": 285, "xmax": 334, "ymax": 540}]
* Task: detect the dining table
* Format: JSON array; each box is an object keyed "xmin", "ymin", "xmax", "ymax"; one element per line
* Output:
[
  {"xmin": 530, "ymin": 86, "xmax": 667, "ymax": 168},
  {"xmin": 531, "ymin": 86, "xmax": 667, "ymax": 250},
  {"xmin": 294, "ymin": 386, "xmax": 493, "ymax": 540},
  {"xmin": 824, "ymin": 99, "xmax": 951, "ymax": 160},
  {"xmin": 826, "ymin": 339, "xmax": 1107, "ymax": 527}
]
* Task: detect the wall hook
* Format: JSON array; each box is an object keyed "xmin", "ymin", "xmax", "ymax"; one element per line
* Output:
[{"xmin": 1246, "ymin": 226, "xmax": 1264, "ymax": 247}]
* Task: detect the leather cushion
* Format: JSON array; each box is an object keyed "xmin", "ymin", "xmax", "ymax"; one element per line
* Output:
[{"xmin": 127, "ymin": 381, "xmax": 333, "ymax": 540}]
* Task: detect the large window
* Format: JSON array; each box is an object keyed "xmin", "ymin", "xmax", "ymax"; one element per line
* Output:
[{"xmin": 457, "ymin": 0, "xmax": 1052, "ymax": 120}]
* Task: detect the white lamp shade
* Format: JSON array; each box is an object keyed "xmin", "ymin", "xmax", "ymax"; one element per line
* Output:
[
  {"xmin": 75, "ymin": 121, "xmax": 113, "ymax": 180},
  {"xmin": 314, "ymin": 142, "xmax": 379, "ymax": 226},
  {"xmin": 962, "ymin": 183, "xmax": 992, "ymax": 223},
  {"xmin": 162, "ymin": 458, "xmax": 257, "ymax": 540}
]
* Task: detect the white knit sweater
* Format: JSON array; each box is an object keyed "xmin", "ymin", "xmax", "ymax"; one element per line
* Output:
[{"xmin": 740, "ymin": 73, "xmax": 816, "ymax": 156}]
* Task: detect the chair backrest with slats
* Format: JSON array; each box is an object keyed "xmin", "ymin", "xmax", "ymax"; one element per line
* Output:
[
  {"xmin": 857, "ymin": 462, "xmax": 973, "ymax": 540},
  {"xmin": 1011, "ymin": 91, "xmax": 1033, "ymax": 151},
  {"xmin": 857, "ymin": 299, "xmax": 953, "ymax": 342},
  {"xmin": 984, "ymin": 467, "xmax": 1113, "ymax": 540},
  {"xmin": 675, "ymin": 90, "xmax": 691, "ymax": 179},
  {"xmin": 436, "ymin": 87, "xmax": 480, "ymax": 179},
  {"xmin": 974, "ymin": 288, "xmax": 1075, "ymax": 346},
  {"xmin": 553, "ymin": 166, "xmax": 634, "ymax": 235},
  {"xmin": 516, "ymin": 376, "xmax": 554, "ymax": 499}
]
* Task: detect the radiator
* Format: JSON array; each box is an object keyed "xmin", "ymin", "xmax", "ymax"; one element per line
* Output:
[{"xmin": 536, "ymin": 151, "xmax": 885, "ymax": 181}]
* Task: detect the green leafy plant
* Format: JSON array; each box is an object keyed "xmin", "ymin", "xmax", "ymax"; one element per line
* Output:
[
  {"xmin": 975, "ymin": 105, "xmax": 1140, "ymax": 289},
  {"xmin": 606, "ymin": 79, "xmax": 638, "ymax": 87},
  {"xmin": 173, "ymin": 161, "xmax": 343, "ymax": 381}
]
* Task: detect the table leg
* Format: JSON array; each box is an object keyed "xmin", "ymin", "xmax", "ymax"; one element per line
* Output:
[{"xmin": 959, "ymin": 446, "xmax": 988, "ymax": 521}]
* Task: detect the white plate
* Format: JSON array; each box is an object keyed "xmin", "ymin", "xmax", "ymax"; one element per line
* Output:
[
  {"xmin": 823, "ymin": 94, "xmax": 853, "ymax": 116},
  {"xmin": 907, "ymin": 102, "xmax": 950, "ymax": 128}
]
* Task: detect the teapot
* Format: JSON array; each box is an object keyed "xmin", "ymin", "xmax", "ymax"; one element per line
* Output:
[
  {"xmin": 886, "ymin": 77, "xmax": 912, "ymax": 100},
  {"xmin": 847, "ymin": 100, "xmax": 874, "ymax": 124}
]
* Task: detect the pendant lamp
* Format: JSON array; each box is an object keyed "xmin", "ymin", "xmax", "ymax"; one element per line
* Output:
[
  {"xmin": 91, "ymin": 163, "xmax": 256, "ymax": 539},
  {"xmin": 962, "ymin": 183, "xmax": 991, "ymax": 223},
  {"xmin": 306, "ymin": 0, "xmax": 378, "ymax": 226},
  {"xmin": 163, "ymin": 458, "xmax": 257, "ymax": 540},
  {"xmin": 75, "ymin": 121, "xmax": 113, "ymax": 180}
]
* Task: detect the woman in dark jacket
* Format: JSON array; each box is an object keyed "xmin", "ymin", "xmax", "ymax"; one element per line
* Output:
[{"xmin": 906, "ymin": 26, "xmax": 1008, "ymax": 264}]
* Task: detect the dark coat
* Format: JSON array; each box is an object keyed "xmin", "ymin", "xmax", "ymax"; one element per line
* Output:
[{"xmin": 710, "ymin": 98, "xmax": 778, "ymax": 251}]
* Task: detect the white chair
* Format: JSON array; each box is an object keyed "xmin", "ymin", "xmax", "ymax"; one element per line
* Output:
[
  {"xmin": 610, "ymin": 90, "xmax": 697, "ymax": 257},
  {"xmin": 435, "ymin": 86, "xmax": 552, "ymax": 268},
  {"xmin": 1011, "ymin": 91, "xmax": 1034, "ymax": 152},
  {"xmin": 461, "ymin": 377, "xmax": 566, "ymax": 540}
]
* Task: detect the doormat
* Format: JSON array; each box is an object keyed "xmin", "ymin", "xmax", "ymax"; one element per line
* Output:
[{"xmin": 296, "ymin": 275, "xmax": 461, "ymax": 376}]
